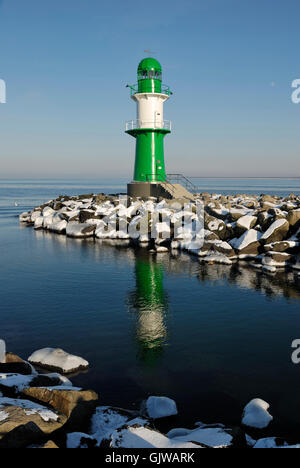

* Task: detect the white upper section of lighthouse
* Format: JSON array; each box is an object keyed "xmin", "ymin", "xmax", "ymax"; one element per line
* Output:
[{"xmin": 131, "ymin": 93, "xmax": 170, "ymax": 129}]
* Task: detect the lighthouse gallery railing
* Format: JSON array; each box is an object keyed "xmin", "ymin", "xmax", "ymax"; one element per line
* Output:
[{"xmin": 125, "ymin": 120, "xmax": 172, "ymax": 131}]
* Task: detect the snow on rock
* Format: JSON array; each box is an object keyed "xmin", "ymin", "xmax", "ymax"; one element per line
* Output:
[
  {"xmin": 145, "ymin": 396, "xmax": 178, "ymax": 419},
  {"xmin": 237, "ymin": 215, "xmax": 257, "ymax": 231},
  {"xmin": 0, "ymin": 397, "xmax": 59, "ymax": 422},
  {"xmin": 28, "ymin": 348, "xmax": 89, "ymax": 374},
  {"xmin": 0, "ymin": 340, "xmax": 5, "ymax": 363},
  {"xmin": 0, "ymin": 410, "xmax": 9, "ymax": 422},
  {"xmin": 261, "ymin": 219, "xmax": 289, "ymax": 244},
  {"xmin": 0, "ymin": 373, "xmax": 34, "ymax": 392},
  {"xmin": 242, "ymin": 399, "xmax": 273, "ymax": 429},
  {"xmin": 168, "ymin": 426, "xmax": 233, "ymax": 448},
  {"xmin": 229, "ymin": 229, "xmax": 262, "ymax": 255},
  {"xmin": 66, "ymin": 222, "xmax": 96, "ymax": 238},
  {"xmin": 91, "ymin": 407, "xmax": 132, "ymax": 446},
  {"xmin": 110, "ymin": 424, "xmax": 200, "ymax": 449},
  {"xmin": 253, "ymin": 438, "xmax": 300, "ymax": 449}
]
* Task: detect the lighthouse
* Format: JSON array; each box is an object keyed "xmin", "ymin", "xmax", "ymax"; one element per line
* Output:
[{"xmin": 126, "ymin": 58, "xmax": 172, "ymax": 198}]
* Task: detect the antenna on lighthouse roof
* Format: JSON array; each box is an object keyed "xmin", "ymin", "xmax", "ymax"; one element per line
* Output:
[{"xmin": 144, "ymin": 49, "xmax": 155, "ymax": 56}]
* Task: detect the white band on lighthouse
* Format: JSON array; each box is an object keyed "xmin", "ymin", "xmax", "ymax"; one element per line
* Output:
[{"xmin": 132, "ymin": 93, "xmax": 170, "ymax": 129}]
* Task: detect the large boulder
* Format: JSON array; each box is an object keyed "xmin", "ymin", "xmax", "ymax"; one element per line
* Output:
[
  {"xmin": 261, "ymin": 219, "xmax": 289, "ymax": 244},
  {"xmin": 262, "ymin": 252, "xmax": 292, "ymax": 268},
  {"xmin": 236, "ymin": 215, "xmax": 257, "ymax": 235},
  {"xmin": 21, "ymin": 387, "xmax": 98, "ymax": 432},
  {"xmin": 287, "ymin": 209, "xmax": 300, "ymax": 228},
  {"xmin": 204, "ymin": 215, "xmax": 227, "ymax": 240},
  {"xmin": 242, "ymin": 399, "xmax": 273, "ymax": 429},
  {"xmin": 145, "ymin": 396, "xmax": 178, "ymax": 419},
  {"xmin": 0, "ymin": 422, "xmax": 45, "ymax": 449},
  {"xmin": 28, "ymin": 348, "xmax": 89, "ymax": 374},
  {"xmin": 108, "ymin": 423, "xmax": 200, "ymax": 449},
  {"xmin": 66, "ymin": 223, "xmax": 96, "ymax": 238},
  {"xmin": 0, "ymin": 397, "xmax": 67, "ymax": 436},
  {"xmin": 229, "ymin": 230, "xmax": 262, "ymax": 257}
]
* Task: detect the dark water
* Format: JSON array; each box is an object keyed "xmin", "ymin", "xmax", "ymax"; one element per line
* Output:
[{"xmin": 1, "ymin": 179, "xmax": 300, "ymax": 436}]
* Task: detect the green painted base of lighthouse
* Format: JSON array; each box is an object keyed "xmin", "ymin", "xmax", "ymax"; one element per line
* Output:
[{"xmin": 126, "ymin": 128, "xmax": 170, "ymax": 183}]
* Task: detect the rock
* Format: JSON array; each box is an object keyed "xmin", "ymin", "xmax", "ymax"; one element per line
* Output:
[
  {"xmin": 257, "ymin": 211, "xmax": 273, "ymax": 231},
  {"xmin": 108, "ymin": 423, "xmax": 200, "ymax": 448},
  {"xmin": 0, "ymin": 397, "xmax": 67, "ymax": 435},
  {"xmin": 90, "ymin": 406, "xmax": 138, "ymax": 446},
  {"xmin": 264, "ymin": 241, "xmax": 295, "ymax": 253},
  {"xmin": 28, "ymin": 348, "xmax": 89, "ymax": 374},
  {"xmin": 22, "ymin": 387, "xmax": 98, "ymax": 432},
  {"xmin": 287, "ymin": 209, "xmax": 300, "ymax": 228},
  {"xmin": 261, "ymin": 219, "xmax": 289, "ymax": 244},
  {"xmin": 29, "ymin": 373, "xmax": 72, "ymax": 388},
  {"xmin": 236, "ymin": 215, "xmax": 257, "ymax": 234},
  {"xmin": 66, "ymin": 222, "xmax": 96, "ymax": 238},
  {"xmin": 204, "ymin": 215, "xmax": 227, "ymax": 240},
  {"xmin": 0, "ymin": 374, "xmax": 35, "ymax": 396},
  {"xmin": 167, "ymin": 425, "xmax": 233, "ymax": 448},
  {"xmin": 212, "ymin": 241, "xmax": 235, "ymax": 257},
  {"xmin": 0, "ymin": 422, "xmax": 45, "ymax": 449},
  {"xmin": 19, "ymin": 212, "xmax": 31, "ymax": 223},
  {"xmin": 39, "ymin": 440, "xmax": 59, "ymax": 449},
  {"xmin": 242, "ymin": 399, "xmax": 273, "ymax": 429},
  {"xmin": 262, "ymin": 252, "xmax": 292, "ymax": 268},
  {"xmin": 79, "ymin": 210, "xmax": 100, "ymax": 224},
  {"xmin": 66, "ymin": 432, "xmax": 98, "ymax": 448},
  {"xmin": 0, "ymin": 340, "xmax": 5, "ymax": 363},
  {"xmin": 253, "ymin": 437, "xmax": 299, "ymax": 449},
  {"xmin": 145, "ymin": 396, "xmax": 178, "ymax": 419},
  {"xmin": 229, "ymin": 208, "xmax": 248, "ymax": 222},
  {"xmin": 229, "ymin": 230, "xmax": 262, "ymax": 257},
  {"xmin": 260, "ymin": 195, "xmax": 278, "ymax": 205}
]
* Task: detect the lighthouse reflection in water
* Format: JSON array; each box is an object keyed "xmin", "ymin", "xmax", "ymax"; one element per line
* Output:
[{"xmin": 128, "ymin": 254, "xmax": 168, "ymax": 366}]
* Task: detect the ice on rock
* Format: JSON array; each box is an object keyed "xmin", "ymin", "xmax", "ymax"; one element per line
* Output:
[
  {"xmin": 146, "ymin": 396, "xmax": 178, "ymax": 419},
  {"xmin": 0, "ymin": 340, "xmax": 5, "ymax": 363},
  {"xmin": 242, "ymin": 399, "xmax": 273, "ymax": 429},
  {"xmin": 28, "ymin": 348, "xmax": 89, "ymax": 374}
]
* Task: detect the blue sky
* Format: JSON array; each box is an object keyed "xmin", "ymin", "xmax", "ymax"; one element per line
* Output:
[{"xmin": 0, "ymin": 0, "xmax": 299, "ymax": 178}]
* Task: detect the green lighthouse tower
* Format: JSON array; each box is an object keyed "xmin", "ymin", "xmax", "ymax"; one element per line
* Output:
[{"xmin": 126, "ymin": 58, "xmax": 172, "ymax": 198}]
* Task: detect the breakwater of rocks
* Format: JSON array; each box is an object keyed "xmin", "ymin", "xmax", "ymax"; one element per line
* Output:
[
  {"xmin": 1, "ymin": 342, "xmax": 300, "ymax": 449},
  {"xmin": 20, "ymin": 191, "xmax": 300, "ymax": 273}
]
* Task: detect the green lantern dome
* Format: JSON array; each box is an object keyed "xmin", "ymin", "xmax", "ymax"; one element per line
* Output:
[
  {"xmin": 137, "ymin": 58, "xmax": 162, "ymax": 93},
  {"xmin": 137, "ymin": 57, "xmax": 162, "ymax": 74}
]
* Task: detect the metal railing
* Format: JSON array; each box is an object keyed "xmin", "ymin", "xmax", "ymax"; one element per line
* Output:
[
  {"xmin": 143, "ymin": 173, "xmax": 199, "ymax": 196},
  {"xmin": 125, "ymin": 120, "xmax": 172, "ymax": 131},
  {"xmin": 167, "ymin": 174, "xmax": 200, "ymax": 194},
  {"xmin": 126, "ymin": 83, "xmax": 173, "ymax": 97},
  {"xmin": 145, "ymin": 174, "xmax": 176, "ymax": 196}
]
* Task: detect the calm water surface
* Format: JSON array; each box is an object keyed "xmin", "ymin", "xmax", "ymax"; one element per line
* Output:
[{"xmin": 0, "ymin": 179, "xmax": 300, "ymax": 436}]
